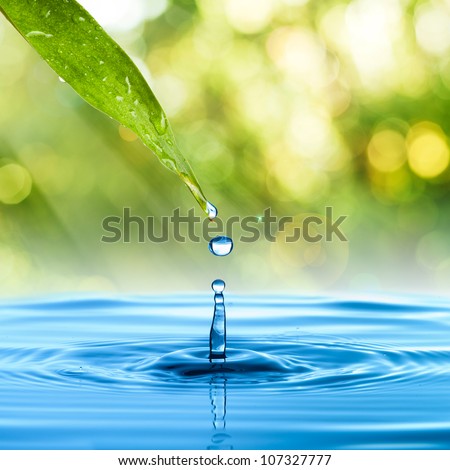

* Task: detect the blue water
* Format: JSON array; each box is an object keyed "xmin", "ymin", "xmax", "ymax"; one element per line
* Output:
[{"xmin": 0, "ymin": 294, "xmax": 449, "ymax": 449}]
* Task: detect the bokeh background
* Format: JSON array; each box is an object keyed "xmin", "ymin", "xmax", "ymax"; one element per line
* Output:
[{"xmin": 1, "ymin": 0, "xmax": 450, "ymax": 297}]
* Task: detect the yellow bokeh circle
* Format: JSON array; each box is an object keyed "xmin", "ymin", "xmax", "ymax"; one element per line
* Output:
[
  {"xmin": 407, "ymin": 122, "xmax": 449, "ymax": 178},
  {"xmin": 367, "ymin": 129, "xmax": 406, "ymax": 172}
]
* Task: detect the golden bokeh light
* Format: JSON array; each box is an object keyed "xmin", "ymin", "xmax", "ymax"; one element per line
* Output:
[
  {"xmin": 367, "ymin": 129, "xmax": 406, "ymax": 173},
  {"xmin": 224, "ymin": 0, "xmax": 274, "ymax": 34},
  {"xmin": 407, "ymin": 122, "xmax": 449, "ymax": 178},
  {"xmin": 415, "ymin": 2, "xmax": 450, "ymax": 57},
  {"xmin": 266, "ymin": 27, "xmax": 334, "ymax": 89},
  {"xmin": 118, "ymin": 125, "xmax": 138, "ymax": 142},
  {"xmin": 271, "ymin": 213, "xmax": 349, "ymax": 288}
]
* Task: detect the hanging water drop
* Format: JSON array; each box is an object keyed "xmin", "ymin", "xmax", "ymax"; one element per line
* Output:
[
  {"xmin": 206, "ymin": 201, "xmax": 218, "ymax": 220},
  {"xmin": 209, "ymin": 236, "xmax": 233, "ymax": 256}
]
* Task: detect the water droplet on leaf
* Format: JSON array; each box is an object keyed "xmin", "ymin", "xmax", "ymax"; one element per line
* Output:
[{"xmin": 206, "ymin": 201, "xmax": 218, "ymax": 220}]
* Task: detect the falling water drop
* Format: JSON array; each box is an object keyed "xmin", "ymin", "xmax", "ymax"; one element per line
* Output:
[
  {"xmin": 209, "ymin": 236, "xmax": 233, "ymax": 257},
  {"xmin": 210, "ymin": 279, "xmax": 226, "ymax": 360}
]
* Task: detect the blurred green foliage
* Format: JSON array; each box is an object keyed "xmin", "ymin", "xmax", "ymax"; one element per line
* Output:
[
  {"xmin": 1, "ymin": 0, "xmax": 212, "ymax": 215},
  {"xmin": 1, "ymin": 0, "xmax": 450, "ymax": 296}
]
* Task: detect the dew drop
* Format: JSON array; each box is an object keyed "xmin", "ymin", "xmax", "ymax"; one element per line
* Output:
[
  {"xmin": 125, "ymin": 76, "xmax": 131, "ymax": 94},
  {"xmin": 162, "ymin": 158, "xmax": 177, "ymax": 172},
  {"xmin": 26, "ymin": 31, "xmax": 53, "ymax": 38},
  {"xmin": 151, "ymin": 113, "xmax": 169, "ymax": 136},
  {"xmin": 209, "ymin": 236, "xmax": 233, "ymax": 257},
  {"xmin": 58, "ymin": 76, "xmax": 65, "ymax": 83},
  {"xmin": 160, "ymin": 114, "xmax": 168, "ymax": 131},
  {"xmin": 206, "ymin": 201, "xmax": 218, "ymax": 220}
]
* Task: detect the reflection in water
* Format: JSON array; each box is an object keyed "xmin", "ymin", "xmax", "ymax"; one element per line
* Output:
[
  {"xmin": 207, "ymin": 373, "xmax": 233, "ymax": 450},
  {"xmin": 208, "ymin": 280, "xmax": 233, "ymax": 448}
]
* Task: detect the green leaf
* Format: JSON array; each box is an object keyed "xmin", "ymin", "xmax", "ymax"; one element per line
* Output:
[{"xmin": 0, "ymin": 0, "xmax": 213, "ymax": 216}]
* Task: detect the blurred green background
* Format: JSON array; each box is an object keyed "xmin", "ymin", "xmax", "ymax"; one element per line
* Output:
[{"xmin": 1, "ymin": 0, "xmax": 450, "ymax": 297}]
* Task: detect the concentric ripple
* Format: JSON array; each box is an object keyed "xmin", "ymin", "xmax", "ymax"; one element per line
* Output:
[
  {"xmin": 0, "ymin": 337, "xmax": 449, "ymax": 393},
  {"xmin": 1, "ymin": 295, "xmax": 450, "ymax": 449}
]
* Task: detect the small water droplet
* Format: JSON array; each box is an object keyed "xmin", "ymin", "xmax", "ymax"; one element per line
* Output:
[
  {"xmin": 58, "ymin": 76, "xmax": 65, "ymax": 83},
  {"xmin": 145, "ymin": 135, "xmax": 162, "ymax": 153},
  {"xmin": 99, "ymin": 60, "xmax": 104, "ymax": 65},
  {"xmin": 209, "ymin": 236, "xmax": 233, "ymax": 256},
  {"xmin": 125, "ymin": 76, "xmax": 131, "ymax": 94},
  {"xmin": 26, "ymin": 31, "xmax": 53, "ymax": 38},
  {"xmin": 150, "ymin": 113, "xmax": 168, "ymax": 136},
  {"xmin": 206, "ymin": 201, "xmax": 218, "ymax": 220},
  {"xmin": 162, "ymin": 158, "xmax": 177, "ymax": 172},
  {"xmin": 160, "ymin": 114, "xmax": 168, "ymax": 131},
  {"xmin": 73, "ymin": 14, "xmax": 86, "ymax": 23},
  {"xmin": 212, "ymin": 279, "xmax": 225, "ymax": 293},
  {"xmin": 116, "ymin": 96, "xmax": 124, "ymax": 102}
]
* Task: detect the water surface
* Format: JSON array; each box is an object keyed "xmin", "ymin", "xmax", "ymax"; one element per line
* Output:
[{"xmin": 0, "ymin": 294, "xmax": 449, "ymax": 449}]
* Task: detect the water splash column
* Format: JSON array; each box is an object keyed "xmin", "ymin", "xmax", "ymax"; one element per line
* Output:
[{"xmin": 209, "ymin": 279, "xmax": 226, "ymax": 360}]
